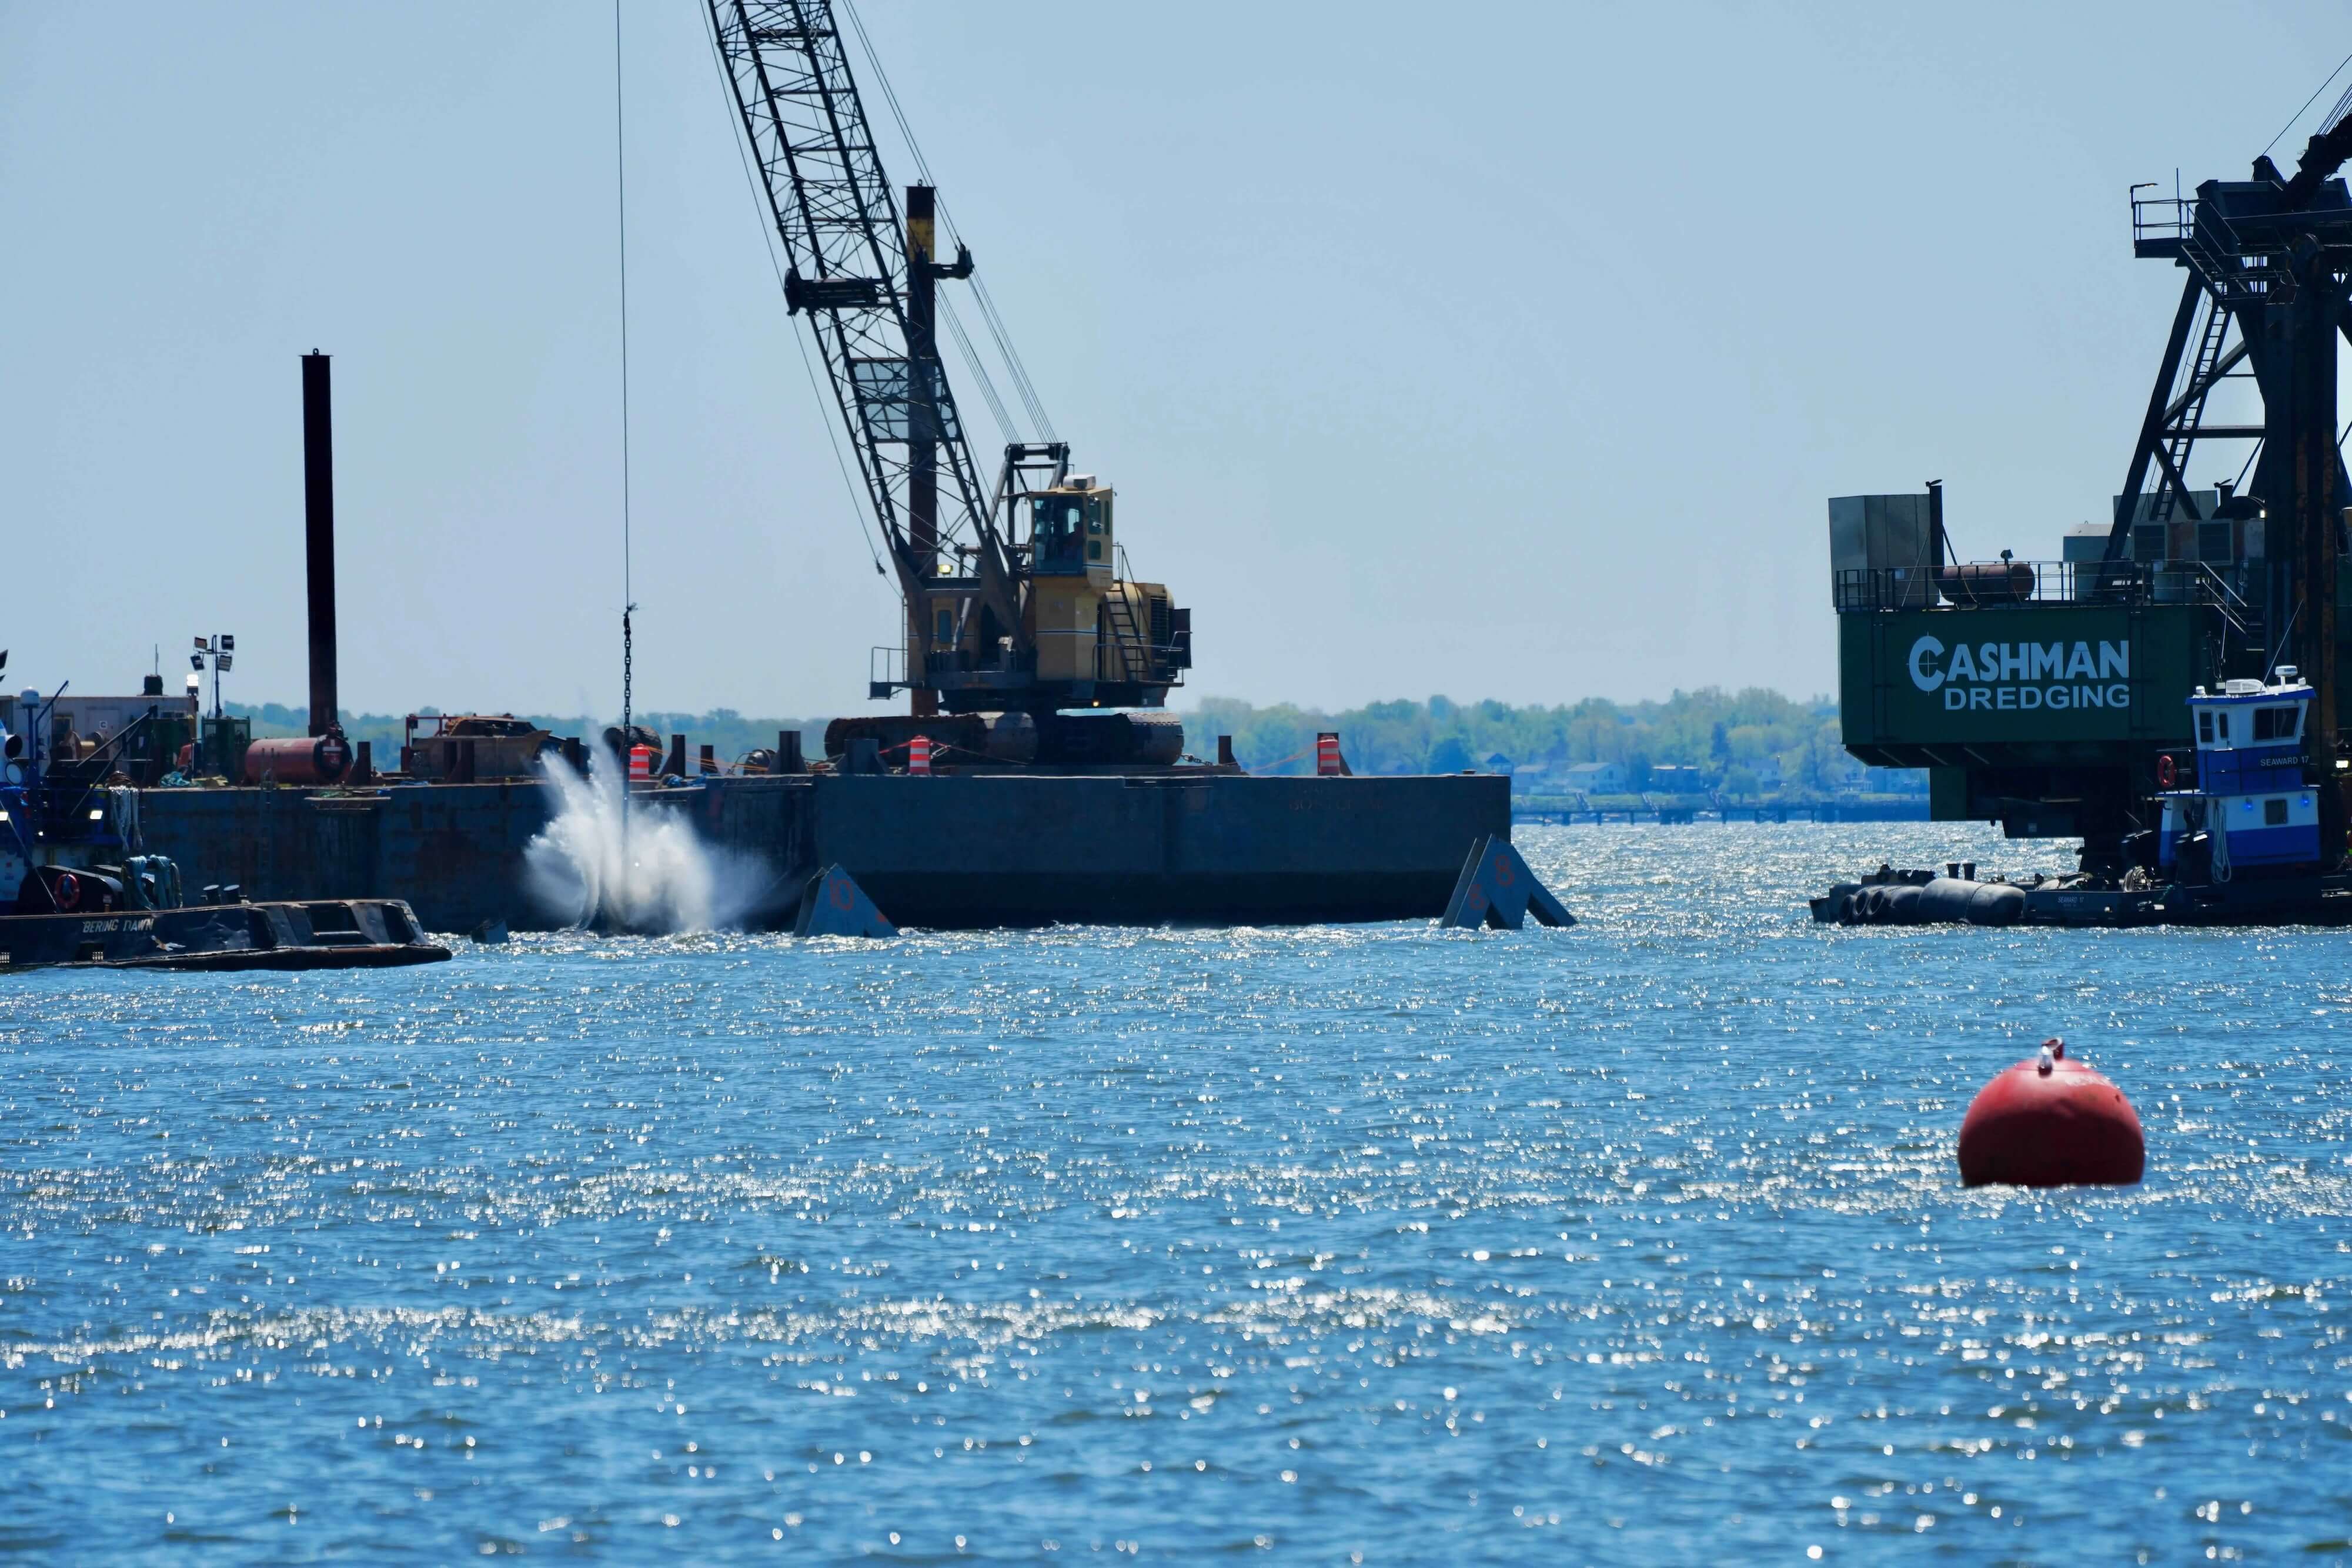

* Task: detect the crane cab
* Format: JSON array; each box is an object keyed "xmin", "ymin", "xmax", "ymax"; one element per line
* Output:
[
  {"xmin": 1031, "ymin": 477, "xmax": 1114, "ymax": 583},
  {"xmin": 2157, "ymin": 668, "xmax": 2320, "ymax": 877},
  {"xmin": 1016, "ymin": 474, "xmax": 1189, "ymax": 700}
]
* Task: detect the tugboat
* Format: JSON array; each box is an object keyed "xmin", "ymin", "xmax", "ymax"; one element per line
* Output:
[
  {"xmin": 1816, "ymin": 667, "xmax": 2351, "ymax": 928},
  {"xmin": 2151, "ymin": 669, "xmax": 2323, "ymax": 895},
  {"xmin": 2, "ymin": 682, "xmax": 449, "ymax": 971}
]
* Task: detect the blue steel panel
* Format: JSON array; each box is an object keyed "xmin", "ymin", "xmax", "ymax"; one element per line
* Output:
[{"xmin": 2224, "ymin": 823, "xmax": 2320, "ymax": 865}]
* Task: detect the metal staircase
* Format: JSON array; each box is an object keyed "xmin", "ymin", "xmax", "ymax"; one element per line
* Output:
[
  {"xmin": 1100, "ymin": 547, "xmax": 1151, "ymax": 683},
  {"xmin": 2145, "ymin": 295, "xmax": 2236, "ymax": 529}
]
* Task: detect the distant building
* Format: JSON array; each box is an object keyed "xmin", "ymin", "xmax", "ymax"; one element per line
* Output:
[
  {"xmin": 1557, "ymin": 761, "xmax": 1628, "ymax": 794},
  {"xmin": 1648, "ymin": 764, "xmax": 1708, "ymax": 793},
  {"xmin": 1481, "ymin": 752, "xmax": 1515, "ymax": 775}
]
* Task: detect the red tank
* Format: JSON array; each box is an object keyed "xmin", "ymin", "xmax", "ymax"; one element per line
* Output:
[
  {"xmin": 1956, "ymin": 1039, "xmax": 2144, "ymax": 1187},
  {"xmin": 241, "ymin": 734, "xmax": 352, "ymax": 785}
]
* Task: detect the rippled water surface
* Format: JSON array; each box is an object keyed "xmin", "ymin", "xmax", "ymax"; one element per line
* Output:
[{"xmin": 3, "ymin": 823, "xmax": 2348, "ymax": 1562}]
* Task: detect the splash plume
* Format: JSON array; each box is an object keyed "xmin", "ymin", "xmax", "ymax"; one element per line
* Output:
[{"xmin": 523, "ymin": 751, "xmax": 767, "ymax": 933}]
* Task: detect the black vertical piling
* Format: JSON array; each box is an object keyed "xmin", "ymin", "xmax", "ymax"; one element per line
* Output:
[{"xmin": 302, "ymin": 352, "xmax": 339, "ymax": 738}]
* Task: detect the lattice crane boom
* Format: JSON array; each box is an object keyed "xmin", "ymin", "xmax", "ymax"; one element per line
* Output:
[{"xmin": 710, "ymin": 0, "xmax": 1015, "ymax": 694}]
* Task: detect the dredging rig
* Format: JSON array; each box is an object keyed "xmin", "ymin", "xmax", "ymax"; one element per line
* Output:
[
  {"xmin": 1820, "ymin": 105, "xmax": 2352, "ymax": 925},
  {"xmin": 710, "ymin": 0, "xmax": 1191, "ymax": 769},
  {"xmin": 95, "ymin": 6, "xmax": 1511, "ymax": 935}
]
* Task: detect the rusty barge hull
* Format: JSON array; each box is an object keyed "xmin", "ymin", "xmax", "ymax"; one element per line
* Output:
[{"xmin": 132, "ymin": 773, "xmax": 1511, "ymax": 933}]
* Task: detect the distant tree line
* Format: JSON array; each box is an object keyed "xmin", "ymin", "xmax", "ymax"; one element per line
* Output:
[
  {"xmin": 1187, "ymin": 690, "xmax": 1852, "ymax": 789},
  {"xmin": 226, "ymin": 687, "xmax": 1860, "ymax": 790}
]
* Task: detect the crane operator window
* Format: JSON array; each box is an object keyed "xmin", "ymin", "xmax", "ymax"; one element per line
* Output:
[{"xmin": 1033, "ymin": 495, "xmax": 1104, "ymax": 570}]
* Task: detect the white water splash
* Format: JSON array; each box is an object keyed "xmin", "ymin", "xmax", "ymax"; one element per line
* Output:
[{"xmin": 524, "ymin": 751, "xmax": 768, "ymax": 933}]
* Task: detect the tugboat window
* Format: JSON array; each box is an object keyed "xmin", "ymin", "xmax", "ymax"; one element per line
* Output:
[
  {"xmin": 2215, "ymin": 711, "xmax": 2230, "ymax": 743},
  {"xmin": 2253, "ymin": 706, "xmax": 2300, "ymax": 741},
  {"xmin": 2197, "ymin": 711, "xmax": 2214, "ymax": 743},
  {"xmin": 2265, "ymin": 798, "xmax": 2289, "ymax": 826}
]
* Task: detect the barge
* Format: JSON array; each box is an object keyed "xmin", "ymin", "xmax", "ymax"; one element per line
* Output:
[{"xmin": 133, "ymin": 767, "xmax": 1512, "ymax": 935}]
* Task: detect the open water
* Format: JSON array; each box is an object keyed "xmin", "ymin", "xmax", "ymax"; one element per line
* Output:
[{"xmin": 2, "ymin": 823, "xmax": 2347, "ymax": 1563}]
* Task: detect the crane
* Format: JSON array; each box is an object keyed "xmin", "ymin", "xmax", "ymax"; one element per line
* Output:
[{"xmin": 707, "ymin": 0, "xmax": 1191, "ymax": 724}]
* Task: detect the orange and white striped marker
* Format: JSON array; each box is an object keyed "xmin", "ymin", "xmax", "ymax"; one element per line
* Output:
[{"xmin": 907, "ymin": 734, "xmax": 933, "ymax": 775}]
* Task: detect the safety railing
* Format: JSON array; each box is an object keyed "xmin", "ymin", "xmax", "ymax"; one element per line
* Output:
[
  {"xmin": 2130, "ymin": 189, "xmax": 2193, "ymax": 250},
  {"xmin": 922, "ymin": 644, "xmax": 1033, "ymax": 680},
  {"xmin": 2130, "ymin": 188, "xmax": 2285, "ymax": 302},
  {"xmin": 1832, "ymin": 560, "xmax": 2262, "ymax": 614}
]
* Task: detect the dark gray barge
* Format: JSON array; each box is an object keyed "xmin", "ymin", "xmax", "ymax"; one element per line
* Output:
[{"xmin": 134, "ymin": 771, "xmax": 1511, "ymax": 934}]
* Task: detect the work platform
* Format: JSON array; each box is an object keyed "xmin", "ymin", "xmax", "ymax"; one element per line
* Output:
[{"xmin": 132, "ymin": 771, "xmax": 1511, "ymax": 934}]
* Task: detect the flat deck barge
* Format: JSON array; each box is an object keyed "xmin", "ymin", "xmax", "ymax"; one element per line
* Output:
[{"xmin": 134, "ymin": 771, "xmax": 1511, "ymax": 934}]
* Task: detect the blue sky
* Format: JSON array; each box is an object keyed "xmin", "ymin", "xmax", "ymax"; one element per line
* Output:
[{"xmin": 3, "ymin": 2, "xmax": 2345, "ymax": 718}]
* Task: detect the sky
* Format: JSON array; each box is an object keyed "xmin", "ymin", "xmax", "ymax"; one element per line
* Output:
[{"xmin": 3, "ymin": 2, "xmax": 2347, "ymax": 720}]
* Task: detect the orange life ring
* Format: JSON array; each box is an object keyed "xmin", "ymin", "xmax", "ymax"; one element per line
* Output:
[
  {"xmin": 2156, "ymin": 754, "xmax": 2177, "ymax": 790},
  {"xmin": 52, "ymin": 871, "xmax": 81, "ymax": 912}
]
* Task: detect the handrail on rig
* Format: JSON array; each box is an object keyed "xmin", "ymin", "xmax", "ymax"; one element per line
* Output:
[{"xmin": 1830, "ymin": 560, "xmax": 2260, "ymax": 616}]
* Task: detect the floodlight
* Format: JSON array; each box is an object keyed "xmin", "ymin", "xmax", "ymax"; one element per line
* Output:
[
  {"xmin": 185, "ymin": 673, "xmax": 201, "ymax": 693},
  {"xmin": 191, "ymin": 654, "xmax": 206, "ymax": 671},
  {"xmin": 194, "ymin": 636, "xmax": 209, "ymax": 650},
  {"xmin": 219, "ymin": 635, "xmax": 235, "ymax": 651},
  {"xmin": 215, "ymin": 654, "xmax": 232, "ymax": 672}
]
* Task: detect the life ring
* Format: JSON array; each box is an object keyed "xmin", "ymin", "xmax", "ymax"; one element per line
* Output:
[
  {"xmin": 2156, "ymin": 754, "xmax": 2177, "ymax": 789},
  {"xmin": 52, "ymin": 871, "xmax": 81, "ymax": 912}
]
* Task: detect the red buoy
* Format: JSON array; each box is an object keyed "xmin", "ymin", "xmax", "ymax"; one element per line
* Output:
[{"xmin": 1956, "ymin": 1039, "xmax": 2144, "ymax": 1187}]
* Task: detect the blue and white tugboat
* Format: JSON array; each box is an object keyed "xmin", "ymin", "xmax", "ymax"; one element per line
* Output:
[
  {"xmin": 1816, "ymin": 666, "xmax": 2352, "ymax": 927},
  {"xmin": 2, "ymin": 684, "xmax": 447, "ymax": 972},
  {"xmin": 2150, "ymin": 667, "xmax": 2333, "ymax": 915}
]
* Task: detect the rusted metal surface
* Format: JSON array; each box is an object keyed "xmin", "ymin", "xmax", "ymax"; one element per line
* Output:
[{"xmin": 400, "ymin": 715, "xmax": 554, "ymax": 781}]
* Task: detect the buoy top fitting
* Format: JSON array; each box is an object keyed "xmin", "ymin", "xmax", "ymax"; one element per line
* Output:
[{"xmin": 1957, "ymin": 1037, "xmax": 2143, "ymax": 1187}]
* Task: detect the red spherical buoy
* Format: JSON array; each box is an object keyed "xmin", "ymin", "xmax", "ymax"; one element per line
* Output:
[{"xmin": 1956, "ymin": 1038, "xmax": 2144, "ymax": 1187}]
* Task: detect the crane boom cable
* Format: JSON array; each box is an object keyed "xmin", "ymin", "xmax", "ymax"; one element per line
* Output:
[
  {"xmin": 717, "ymin": 0, "xmax": 992, "ymax": 557},
  {"xmin": 2262, "ymin": 46, "xmax": 2352, "ymax": 158},
  {"xmin": 697, "ymin": 0, "xmax": 889, "ymax": 576},
  {"xmin": 837, "ymin": 0, "xmax": 1056, "ymax": 441},
  {"xmin": 939, "ymin": 294, "xmax": 1017, "ymax": 446},
  {"xmin": 969, "ymin": 273, "xmax": 1056, "ymax": 439},
  {"xmin": 710, "ymin": 0, "xmax": 1057, "ymax": 685}
]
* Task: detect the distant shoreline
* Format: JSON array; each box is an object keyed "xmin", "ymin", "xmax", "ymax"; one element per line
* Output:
[{"xmin": 213, "ymin": 687, "xmax": 1913, "ymax": 792}]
